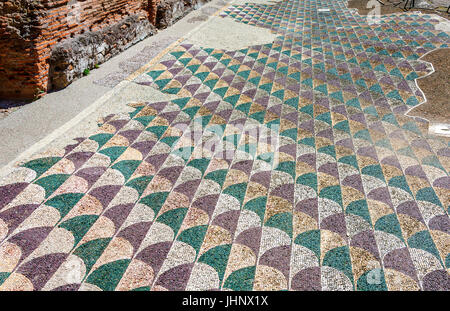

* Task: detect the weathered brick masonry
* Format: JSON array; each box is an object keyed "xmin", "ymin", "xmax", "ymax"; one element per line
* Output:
[{"xmin": 0, "ymin": 0, "xmax": 209, "ymax": 100}]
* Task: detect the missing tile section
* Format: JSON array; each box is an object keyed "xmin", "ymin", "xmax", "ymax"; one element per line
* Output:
[
  {"xmin": 429, "ymin": 123, "xmax": 450, "ymax": 137},
  {"xmin": 185, "ymin": 15, "xmax": 277, "ymax": 50}
]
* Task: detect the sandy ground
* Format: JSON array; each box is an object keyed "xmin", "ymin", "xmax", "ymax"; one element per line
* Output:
[
  {"xmin": 348, "ymin": 0, "xmax": 450, "ymax": 124},
  {"xmin": 0, "ymin": 0, "xmax": 277, "ymax": 172},
  {"xmin": 409, "ymin": 48, "xmax": 450, "ymax": 123}
]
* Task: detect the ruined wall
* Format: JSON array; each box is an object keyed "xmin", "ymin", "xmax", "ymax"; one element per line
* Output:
[{"xmin": 0, "ymin": 0, "xmax": 210, "ymax": 100}]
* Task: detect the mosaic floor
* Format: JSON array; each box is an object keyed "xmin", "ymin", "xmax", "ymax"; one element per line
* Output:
[{"xmin": 1, "ymin": 0, "xmax": 449, "ymax": 291}]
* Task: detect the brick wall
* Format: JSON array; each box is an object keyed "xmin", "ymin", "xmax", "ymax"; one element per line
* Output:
[{"xmin": 0, "ymin": 0, "xmax": 162, "ymax": 100}]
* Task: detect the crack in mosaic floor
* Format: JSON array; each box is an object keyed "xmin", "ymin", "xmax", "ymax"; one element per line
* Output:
[{"xmin": 0, "ymin": 0, "xmax": 449, "ymax": 291}]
